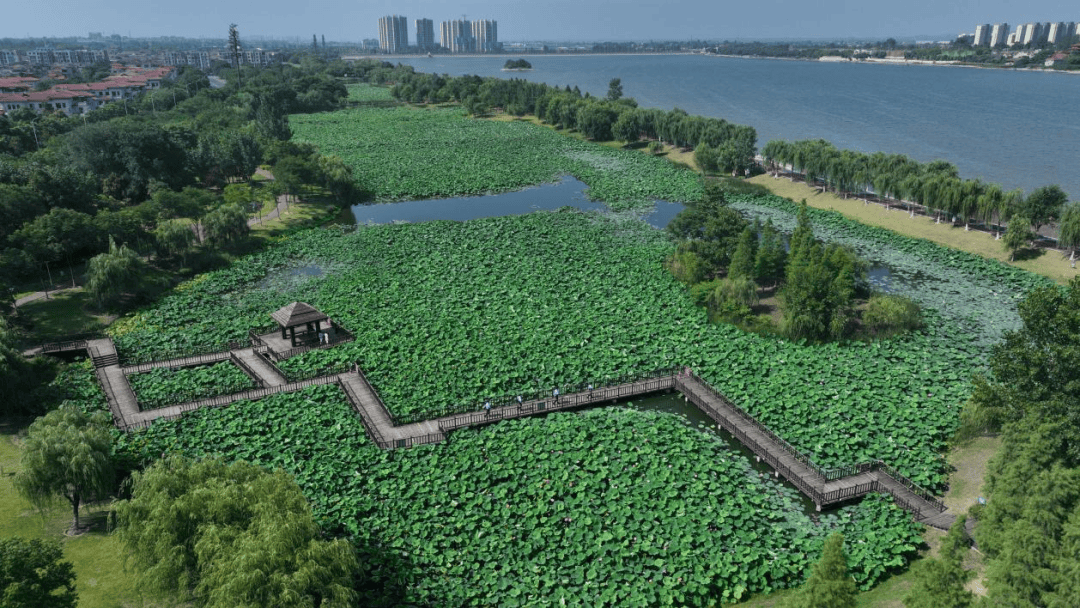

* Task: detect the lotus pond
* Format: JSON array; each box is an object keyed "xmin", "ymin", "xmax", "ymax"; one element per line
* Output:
[
  {"xmin": 113, "ymin": 384, "xmax": 921, "ymax": 605},
  {"xmin": 99, "ymin": 194, "xmax": 1049, "ymax": 603},
  {"xmin": 127, "ymin": 360, "xmax": 257, "ymax": 410},
  {"xmin": 289, "ymin": 105, "xmax": 704, "ymax": 210}
]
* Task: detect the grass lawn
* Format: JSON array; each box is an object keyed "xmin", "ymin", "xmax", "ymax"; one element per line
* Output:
[
  {"xmin": 749, "ymin": 175, "xmax": 1079, "ymax": 285},
  {"xmin": 0, "ymin": 418, "xmax": 171, "ymax": 607},
  {"xmin": 14, "ymin": 289, "xmax": 112, "ymax": 342},
  {"xmin": 249, "ymin": 195, "xmax": 341, "ymax": 239}
]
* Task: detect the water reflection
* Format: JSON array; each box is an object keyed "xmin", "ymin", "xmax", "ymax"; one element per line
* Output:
[{"xmin": 346, "ymin": 176, "xmax": 682, "ymax": 229}]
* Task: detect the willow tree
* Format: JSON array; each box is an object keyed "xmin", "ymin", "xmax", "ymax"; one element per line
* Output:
[
  {"xmin": 117, "ymin": 457, "xmax": 357, "ymax": 607},
  {"xmin": 14, "ymin": 405, "xmax": 114, "ymax": 533},
  {"xmin": 1058, "ymin": 204, "xmax": 1080, "ymax": 263},
  {"xmin": 86, "ymin": 236, "xmax": 146, "ymax": 307},
  {"xmin": 1003, "ymin": 215, "xmax": 1032, "ymax": 262}
]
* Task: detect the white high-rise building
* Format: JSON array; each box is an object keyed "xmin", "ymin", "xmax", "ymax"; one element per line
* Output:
[
  {"xmin": 378, "ymin": 15, "xmax": 408, "ymax": 53},
  {"xmin": 1047, "ymin": 22, "xmax": 1067, "ymax": 44},
  {"xmin": 990, "ymin": 23, "xmax": 1010, "ymax": 47},
  {"xmin": 1020, "ymin": 22, "xmax": 1046, "ymax": 46},
  {"xmin": 973, "ymin": 24, "xmax": 991, "ymax": 46},
  {"xmin": 440, "ymin": 19, "xmax": 474, "ymax": 53},
  {"xmin": 471, "ymin": 20, "xmax": 498, "ymax": 53}
]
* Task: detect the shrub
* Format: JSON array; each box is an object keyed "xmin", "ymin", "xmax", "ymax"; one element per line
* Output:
[{"xmin": 862, "ymin": 293, "xmax": 923, "ymax": 338}]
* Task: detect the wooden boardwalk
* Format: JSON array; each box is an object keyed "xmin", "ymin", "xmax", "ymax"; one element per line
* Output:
[{"xmin": 36, "ymin": 336, "xmax": 958, "ymax": 529}]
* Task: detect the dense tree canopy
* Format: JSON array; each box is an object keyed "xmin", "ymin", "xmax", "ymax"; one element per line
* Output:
[
  {"xmin": 0, "ymin": 537, "xmax": 78, "ymax": 608},
  {"xmin": 967, "ymin": 277, "xmax": 1080, "ymax": 463},
  {"xmin": 117, "ymin": 457, "xmax": 358, "ymax": 607}
]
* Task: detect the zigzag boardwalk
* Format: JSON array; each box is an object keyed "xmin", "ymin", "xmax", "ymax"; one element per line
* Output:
[
  {"xmin": 35, "ymin": 336, "xmax": 957, "ymax": 529},
  {"xmin": 674, "ymin": 375, "xmax": 952, "ymax": 529}
]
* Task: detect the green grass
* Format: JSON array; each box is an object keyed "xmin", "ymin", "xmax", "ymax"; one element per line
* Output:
[
  {"xmin": 15, "ymin": 290, "xmax": 112, "ymax": 341},
  {"xmin": 0, "ymin": 418, "xmax": 173, "ymax": 607}
]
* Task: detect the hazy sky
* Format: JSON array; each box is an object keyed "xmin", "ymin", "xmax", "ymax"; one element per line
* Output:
[{"xmin": 8, "ymin": 0, "xmax": 1079, "ymax": 42}]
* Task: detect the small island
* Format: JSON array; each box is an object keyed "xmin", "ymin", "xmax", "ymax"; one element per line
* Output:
[{"xmin": 502, "ymin": 58, "xmax": 533, "ymax": 71}]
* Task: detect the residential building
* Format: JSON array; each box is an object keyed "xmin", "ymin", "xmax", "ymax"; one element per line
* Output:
[
  {"xmin": 242, "ymin": 49, "xmax": 279, "ymax": 67},
  {"xmin": 990, "ymin": 23, "xmax": 1010, "ymax": 47},
  {"xmin": 1019, "ymin": 22, "xmax": 1046, "ymax": 46},
  {"xmin": 1007, "ymin": 31, "xmax": 1020, "ymax": 47},
  {"xmin": 22, "ymin": 48, "xmax": 108, "ymax": 65},
  {"xmin": 0, "ymin": 77, "xmax": 36, "ymax": 93},
  {"xmin": 0, "ymin": 66, "xmax": 175, "ymax": 116},
  {"xmin": 973, "ymin": 24, "xmax": 991, "ymax": 46},
  {"xmin": 441, "ymin": 19, "xmax": 474, "ymax": 53},
  {"xmin": 361, "ymin": 39, "xmax": 380, "ymax": 51},
  {"xmin": 379, "ymin": 15, "xmax": 409, "ymax": 53},
  {"xmin": 415, "ymin": 18, "xmax": 436, "ymax": 51},
  {"xmin": 162, "ymin": 51, "xmax": 213, "ymax": 69},
  {"xmin": 471, "ymin": 20, "xmax": 498, "ymax": 53}
]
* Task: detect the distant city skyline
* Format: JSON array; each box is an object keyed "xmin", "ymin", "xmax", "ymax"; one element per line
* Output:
[{"xmin": 4, "ymin": 0, "xmax": 1078, "ymax": 42}]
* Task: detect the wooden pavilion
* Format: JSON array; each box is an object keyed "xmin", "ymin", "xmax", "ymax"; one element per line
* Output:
[{"xmin": 270, "ymin": 302, "xmax": 332, "ymax": 347}]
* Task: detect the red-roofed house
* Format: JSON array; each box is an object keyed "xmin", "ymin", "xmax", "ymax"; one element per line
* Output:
[
  {"xmin": 0, "ymin": 77, "xmax": 38, "ymax": 93},
  {"xmin": 0, "ymin": 89, "xmax": 94, "ymax": 115}
]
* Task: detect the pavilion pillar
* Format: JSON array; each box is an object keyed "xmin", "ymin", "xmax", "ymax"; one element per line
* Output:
[
  {"xmin": 281, "ymin": 326, "xmax": 287, "ymax": 340},
  {"xmin": 290, "ymin": 326, "xmax": 296, "ymax": 347}
]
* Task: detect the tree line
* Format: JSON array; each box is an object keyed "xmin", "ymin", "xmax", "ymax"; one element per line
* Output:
[
  {"xmin": 0, "ymin": 54, "xmax": 366, "ymax": 305},
  {"xmin": 385, "ymin": 69, "xmax": 759, "ymax": 173},
  {"xmin": 761, "ymin": 139, "xmax": 1078, "ymax": 261}
]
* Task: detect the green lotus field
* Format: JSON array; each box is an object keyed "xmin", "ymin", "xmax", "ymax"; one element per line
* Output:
[
  {"xmin": 289, "ymin": 105, "xmax": 704, "ymax": 210},
  {"xmin": 82, "ymin": 193, "xmax": 1046, "ymax": 603},
  {"xmin": 74, "ymin": 100, "xmax": 1051, "ymax": 604}
]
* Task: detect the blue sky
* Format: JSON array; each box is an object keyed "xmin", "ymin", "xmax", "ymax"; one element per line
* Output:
[{"xmin": 7, "ymin": 0, "xmax": 1079, "ymax": 42}]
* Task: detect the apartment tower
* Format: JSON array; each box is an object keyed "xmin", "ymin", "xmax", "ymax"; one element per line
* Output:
[
  {"xmin": 973, "ymin": 24, "xmax": 990, "ymax": 46},
  {"xmin": 378, "ymin": 15, "xmax": 408, "ymax": 53},
  {"xmin": 440, "ymin": 19, "xmax": 474, "ymax": 53},
  {"xmin": 989, "ymin": 23, "xmax": 1010, "ymax": 47},
  {"xmin": 471, "ymin": 20, "xmax": 498, "ymax": 53},
  {"xmin": 415, "ymin": 18, "xmax": 436, "ymax": 51}
]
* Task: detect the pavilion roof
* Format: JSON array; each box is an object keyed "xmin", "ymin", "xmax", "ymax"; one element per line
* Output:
[{"xmin": 270, "ymin": 302, "xmax": 328, "ymax": 328}]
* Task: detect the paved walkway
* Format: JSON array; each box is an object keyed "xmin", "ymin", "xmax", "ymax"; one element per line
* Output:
[{"xmin": 248, "ymin": 168, "xmax": 291, "ymax": 227}]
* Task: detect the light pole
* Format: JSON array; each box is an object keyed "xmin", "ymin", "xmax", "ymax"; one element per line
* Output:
[{"xmin": 29, "ymin": 115, "xmax": 41, "ymax": 150}]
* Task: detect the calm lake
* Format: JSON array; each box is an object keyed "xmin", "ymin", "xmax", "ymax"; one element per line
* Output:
[{"xmin": 393, "ymin": 54, "xmax": 1080, "ymax": 200}]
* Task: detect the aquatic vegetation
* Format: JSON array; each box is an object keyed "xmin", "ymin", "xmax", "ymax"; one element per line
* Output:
[
  {"xmin": 127, "ymin": 360, "xmax": 256, "ymax": 409},
  {"xmin": 289, "ymin": 105, "xmax": 703, "ymax": 209}
]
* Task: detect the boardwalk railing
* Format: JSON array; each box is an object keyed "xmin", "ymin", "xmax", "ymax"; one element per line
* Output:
[
  {"xmin": 876, "ymin": 461, "xmax": 948, "ymax": 514},
  {"xmin": 230, "ymin": 351, "xmax": 266, "ymax": 388},
  {"xmin": 391, "ymin": 367, "xmax": 681, "ymax": 426},
  {"xmin": 33, "ymin": 331, "xmax": 106, "ymax": 354},
  {"xmin": 122, "ymin": 350, "xmax": 232, "ymax": 374},
  {"xmin": 676, "ymin": 374, "xmax": 946, "ymax": 514},
  {"xmin": 337, "ymin": 375, "xmax": 390, "ymax": 448},
  {"xmin": 94, "ymin": 368, "xmax": 126, "ymax": 428},
  {"xmin": 119, "ymin": 373, "xmax": 345, "ymax": 432},
  {"xmin": 266, "ymin": 327, "xmax": 356, "ymax": 361}
]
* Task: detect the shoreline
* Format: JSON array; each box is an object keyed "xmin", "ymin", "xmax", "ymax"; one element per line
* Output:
[{"xmin": 365, "ymin": 50, "xmax": 1078, "ymax": 75}]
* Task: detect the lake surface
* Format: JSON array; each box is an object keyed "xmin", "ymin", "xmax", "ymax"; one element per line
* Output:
[
  {"xmin": 394, "ymin": 54, "xmax": 1080, "ymax": 200},
  {"xmin": 346, "ymin": 176, "xmax": 685, "ymax": 228}
]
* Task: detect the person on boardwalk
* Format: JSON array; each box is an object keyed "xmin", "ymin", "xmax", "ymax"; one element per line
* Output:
[
  {"xmin": 484, "ymin": 401, "xmax": 492, "ymax": 417},
  {"xmin": 552, "ymin": 388, "xmax": 560, "ymax": 404}
]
